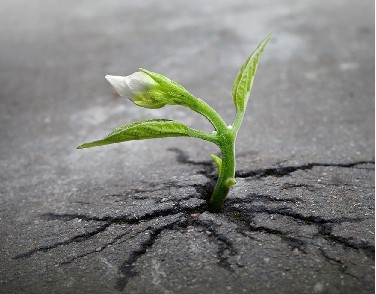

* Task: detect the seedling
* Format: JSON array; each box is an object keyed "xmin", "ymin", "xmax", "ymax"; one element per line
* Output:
[{"xmin": 78, "ymin": 34, "xmax": 271, "ymax": 212}]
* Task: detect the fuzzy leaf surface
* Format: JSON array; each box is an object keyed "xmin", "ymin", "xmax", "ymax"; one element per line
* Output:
[
  {"xmin": 232, "ymin": 33, "xmax": 272, "ymax": 112},
  {"xmin": 77, "ymin": 119, "xmax": 193, "ymax": 149}
]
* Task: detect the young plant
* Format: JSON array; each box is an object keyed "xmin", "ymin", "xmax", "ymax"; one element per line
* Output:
[{"xmin": 78, "ymin": 34, "xmax": 272, "ymax": 212}]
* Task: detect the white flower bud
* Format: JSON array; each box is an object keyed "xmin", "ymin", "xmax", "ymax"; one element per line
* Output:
[
  {"xmin": 105, "ymin": 72, "xmax": 157, "ymax": 100},
  {"xmin": 105, "ymin": 69, "xmax": 193, "ymax": 109}
]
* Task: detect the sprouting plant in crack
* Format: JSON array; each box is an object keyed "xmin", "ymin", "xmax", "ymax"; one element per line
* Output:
[{"xmin": 78, "ymin": 34, "xmax": 272, "ymax": 212}]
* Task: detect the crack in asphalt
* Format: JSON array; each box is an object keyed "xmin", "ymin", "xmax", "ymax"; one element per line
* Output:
[
  {"xmin": 60, "ymin": 225, "xmax": 152, "ymax": 266},
  {"xmin": 12, "ymin": 150, "xmax": 374, "ymax": 291},
  {"xmin": 226, "ymin": 201, "xmax": 364, "ymax": 225},
  {"xmin": 13, "ymin": 221, "xmax": 112, "ymax": 259},
  {"xmin": 103, "ymin": 182, "xmax": 212, "ymax": 202},
  {"xmin": 115, "ymin": 216, "xmax": 187, "ymax": 291},
  {"xmin": 224, "ymin": 204, "xmax": 374, "ymax": 260},
  {"xmin": 318, "ymin": 248, "xmax": 360, "ymax": 280},
  {"xmin": 223, "ymin": 207, "xmax": 308, "ymax": 252},
  {"xmin": 227, "ymin": 193, "xmax": 301, "ymax": 204},
  {"xmin": 235, "ymin": 160, "xmax": 375, "ymax": 178},
  {"xmin": 14, "ymin": 202, "xmax": 206, "ymax": 260},
  {"xmin": 318, "ymin": 224, "xmax": 375, "ymax": 260},
  {"xmin": 191, "ymin": 218, "xmax": 238, "ymax": 272}
]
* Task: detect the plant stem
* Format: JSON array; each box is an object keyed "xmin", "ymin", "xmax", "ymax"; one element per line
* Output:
[
  {"xmin": 208, "ymin": 131, "xmax": 236, "ymax": 212},
  {"xmin": 184, "ymin": 93, "xmax": 228, "ymax": 133},
  {"xmin": 208, "ymin": 109, "xmax": 246, "ymax": 211}
]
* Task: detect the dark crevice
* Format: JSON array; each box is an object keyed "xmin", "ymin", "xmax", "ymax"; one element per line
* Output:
[
  {"xmin": 115, "ymin": 214, "xmax": 239, "ymax": 292},
  {"xmin": 168, "ymin": 147, "xmax": 214, "ymax": 171},
  {"xmin": 115, "ymin": 218, "xmax": 187, "ymax": 291},
  {"xmin": 227, "ymin": 202, "xmax": 363, "ymax": 226},
  {"xmin": 319, "ymin": 248, "xmax": 360, "ymax": 280},
  {"xmin": 318, "ymin": 224, "xmax": 375, "ymax": 260},
  {"xmin": 60, "ymin": 225, "xmax": 157, "ymax": 266},
  {"xmin": 192, "ymin": 183, "xmax": 215, "ymax": 201},
  {"xmin": 224, "ymin": 205, "xmax": 369, "ymax": 255},
  {"xmin": 14, "ymin": 202, "xmax": 206, "ymax": 260},
  {"xmin": 226, "ymin": 194, "xmax": 301, "ymax": 205},
  {"xmin": 103, "ymin": 182, "xmax": 215, "ymax": 206},
  {"xmin": 318, "ymin": 182, "xmax": 375, "ymax": 189},
  {"xmin": 168, "ymin": 147, "xmax": 217, "ymax": 200},
  {"xmin": 192, "ymin": 218, "xmax": 238, "ymax": 271},
  {"xmin": 102, "ymin": 213, "xmax": 240, "ymax": 291},
  {"xmin": 249, "ymin": 224, "xmax": 307, "ymax": 253},
  {"xmin": 106, "ymin": 181, "xmax": 209, "ymax": 198},
  {"xmin": 280, "ymin": 183, "xmax": 317, "ymax": 191},
  {"xmin": 42, "ymin": 200, "xmax": 205, "ymax": 224},
  {"xmin": 104, "ymin": 184, "xmax": 204, "ymax": 201},
  {"xmin": 223, "ymin": 208, "xmax": 307, "ymax": 252},
  {"xmin": 13, "ymin": 221, "xmax": 112, "ymax": 259},
  {"xmin": 168, "ymin": 147, "xmax": 217, "ymax": 180},
  {"xmin": 235, "ymin": 161, "xmax": 375, "ymax": 179},
  {"xmin": 281, "ymin": 182, "xmax": 375, "ymax": 190}
]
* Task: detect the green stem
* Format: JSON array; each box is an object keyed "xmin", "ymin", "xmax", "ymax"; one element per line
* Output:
[
  {"xmin": 183, "ymin": 93, "xmax": 228, "ymax": 133},
  {"xmin": 182, "ymin": 96, "xmax": 244, "ymax": 211},
  {"xmin": 187, "ymin": 128, "xmax": 218, "ymax": 144},
  {"xmin": 208, "ymin": 131, "xmax": 236, "ymax": 212}
]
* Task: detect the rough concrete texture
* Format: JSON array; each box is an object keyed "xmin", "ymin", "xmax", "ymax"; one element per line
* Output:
[{"xmin": 0, "ymin": 0, "xmax": 374, "ymax": 293}]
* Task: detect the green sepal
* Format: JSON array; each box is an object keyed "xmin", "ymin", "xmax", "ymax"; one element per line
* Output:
[
  {"xmin": 77, "ymin": 119, "xmax": 193, "ymax": 149},
  {"xmin": 139, "ymin": 68, "xmax": 189, "ymax": 99},
  {"xmin": 232, "ymin": 33, "xmax": 272, "ymax": 112},
  {"xmin": 140, "ymin": 68, "xmax": 204, "ymax": 112}
]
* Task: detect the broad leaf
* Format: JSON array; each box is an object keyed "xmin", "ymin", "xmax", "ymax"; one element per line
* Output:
[
  {"xmin": 77, "ymin": 119, "xmax": 193, "ymax": 149},
  {"xmin": 232, "ymin": 33, "xmax": 272, "ymax": 112}
]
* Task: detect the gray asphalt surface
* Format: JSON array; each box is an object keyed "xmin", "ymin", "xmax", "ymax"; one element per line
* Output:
[{"xmin": 0, "ymin": 1, "xmax": 374, "ymax": 293}]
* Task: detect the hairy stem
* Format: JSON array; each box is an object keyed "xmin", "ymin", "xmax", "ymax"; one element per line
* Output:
[
  {"xmin": 183, "ymin": 93, "xmax": 228, "ymax": 133},
  {"xmin": 208, "ymin": 131, "xmax": 236, "ymax": 212},
  {"xmin": 187, "ymin": 128, "xmax": 218, "ymax": 144}
]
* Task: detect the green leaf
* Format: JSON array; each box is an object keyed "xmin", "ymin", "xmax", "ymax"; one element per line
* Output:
[
  {"xmin": 211, "ymin": 153, "xmax": 222, "ymax": 175},
  {"xmin": 77, "ymin": 119, "xmax": 193, "ymax": 149},
  {"xmin": 232, "ymin": 33, "xmax": 272, "ymax": 112}
]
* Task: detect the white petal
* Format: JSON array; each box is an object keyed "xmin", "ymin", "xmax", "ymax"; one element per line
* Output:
[
  {"xmin": 125, "ymin": 72, "xmax": 157, "ymax": 93},
  {"xmin": 105, "ymin": 75, "xmax": 133, "ymax": 98}
]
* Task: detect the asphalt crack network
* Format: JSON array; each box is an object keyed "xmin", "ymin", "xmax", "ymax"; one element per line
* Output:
[
  {"xmin": 318, "ymin": 248, "xmax": 360, "ymax": 280},
  {"xmin": 13, "ymin": 221, "xmax": 112, "ymax": 259},
  {"xmin": 191, "ymin": 218, "xmax": 238, "ymax": 271},
  {"xmin": 235, "ymin": 160, "xmax": 375, "ymax": 178},
  {"xmin": 60, "ymin": 226, "xmax": 151, "ymax": 266},
  {"xmin": 224, "ymin": 202, "xmax": 374, "ymax": 259},
  {"xmin": 12, "ymin": 149, "xmax": 374, "ymax": 291},
  {"xmin": 115, "ymin": 216, "xmax": 188, "ymax": 291},
  {"xmin": 14, "ymin": 203, "xmax": 206, "ymax": 260}
]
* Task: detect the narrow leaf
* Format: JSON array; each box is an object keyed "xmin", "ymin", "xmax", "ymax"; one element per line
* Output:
[
  {"xmin": 77, "ymin": 119, "xmax": 193, "ymax": 149},
  {"xmin": 211, "ymin": 153, "xmax": 222, "ymax": 175},
  {"xmin": 232, "ymin": 33, "xmax": 272, "ymax": 112}
]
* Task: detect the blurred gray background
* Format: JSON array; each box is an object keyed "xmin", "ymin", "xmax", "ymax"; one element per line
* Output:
[{"xmin": 0, "ymin": 1, "xmax": 374, "ymax": 293}]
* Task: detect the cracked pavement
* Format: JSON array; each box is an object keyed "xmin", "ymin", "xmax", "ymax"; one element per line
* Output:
[{"xmin": 0, "ymin": 0, "xmax": 374, "ymax": 293}]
